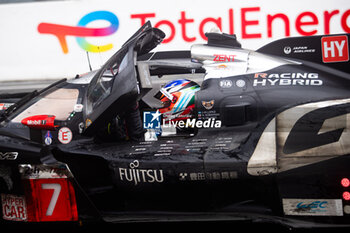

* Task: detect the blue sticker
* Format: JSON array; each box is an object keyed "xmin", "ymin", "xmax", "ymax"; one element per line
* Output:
[
  {"xmin": 44, "ymin": 131, "xmax": 53, "ymax": 145},
  {"xmin": 143, "ymin": 111, "xmax": 161, "ymax": 130}
]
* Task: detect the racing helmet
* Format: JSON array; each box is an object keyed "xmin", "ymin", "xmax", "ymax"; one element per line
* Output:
[{"xmin": 155, "ymin": 79, "xmax": 200, "ymax": 122}]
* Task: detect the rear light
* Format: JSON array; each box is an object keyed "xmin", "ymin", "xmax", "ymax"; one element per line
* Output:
[
  {"xmin": 343, "ymin": 192, "xmax": 350, "ymax": 201},
  {"xmin": 19, "ymin": 164, "xmax": 78, "ymax": 222},
  {"xmin": 341, "ymin": 178, "xmax": 350, "ymax": 188}
]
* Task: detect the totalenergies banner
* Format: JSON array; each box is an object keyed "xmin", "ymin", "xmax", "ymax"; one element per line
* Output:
[{"xmin": 0, "ymin": 0, "xmax": 349, "ymax": 81}]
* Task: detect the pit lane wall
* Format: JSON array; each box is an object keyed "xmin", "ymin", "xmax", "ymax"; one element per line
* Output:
[{"xmin": 0, "ymin": 0, "xmax": 349, "ymax": 82}]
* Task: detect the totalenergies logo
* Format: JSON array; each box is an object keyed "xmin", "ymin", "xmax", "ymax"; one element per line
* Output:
[{"xmin": 38, "ymin": 11, "xmax": 119, "ymax": 54}]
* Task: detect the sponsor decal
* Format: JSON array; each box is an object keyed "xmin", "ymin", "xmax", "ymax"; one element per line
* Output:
[
  {"xmin": 284, "ymin": 46, "xmax": 292, "ymax": 54},
  {"xmin": 119, "ymin": 160, "xmax": 164, "ymax": 185},
  {"xmin": 216, "ymin": 64, "xmax": 228, "ymax": 70},
  {"xmin": 18, "ymin": 164, "xmax": 72, "ymax": 179},
  {"xmin": 73, "ymin": 104, "xmax": 84, "ymax": 113},
  {"xmin": 154, "ymin": 142, "xmax": 178, "ymax": 156},
  {"xmin": 27, "ymin": 120, "xmax": 45, "ymax": 126},
  {"xmin": 236, "ymin": 79, "xmax": 246, "ymax": 88},
  {"xmin": 179, "ymin": 171, "xmax": 237, "ymax": 181},
  {"xmin": 38, "ymin": 11, "xmax": 119, "ymax": 54},
  {"xmin": 58, "ymin": 127, "xmax": 73, "ymax": 144},
  {"xmin": 213, "ymin": 54, "xmax": 236, "ymax": 62},
  {"xmin": 284, "ymin": 46, "xmax": 316, "ymax": 55},
  {"xmin": 185, "ymin": 172, "xmax": 205, "ymax": 181},
  {"xmin": 131, "ymin": 8, "xmax": 350, "ymax": 43},
  {"xmin": 253, "ymin": 72, "xmax": 322, "ymax": 86},
  {"xmin": 143, "ymin": 110, "xmax": 161, "ymax": 130},
  {"xmin": 322, "ymin": 35, "xmax": 349, "ymax": 63},
  {"xmin": 198, "ymin": 110, "xmax": 220, "ymax": 120},
  {"xmin": 21, "ymin": 115, "xmax": 57, "ymax": 130},
  {"xmin": 219, "ymin": 80, "xmax": 233, "ymax": 88},
  {"xmin": 283, "ymin": 199, "xmax": 343, "ymax": 216},
  {"xmin": 85, "ymin": 119, "xmax": 92, "ymax": 128},
  {"xmin": 44, "ymin": 131, "xmax": 53, "ymax": 146},
  {"xmin": 202, "ymin": 100, "xmax": 215, "ymax": 110},
  {"xmin": 0, "ymin": 152, "xmax": 18, "ymax": 160},
  {"xmin": 1, "ymin": 194, "xmax": 27, "ymax": 221},
  {"xmin": 162, "ymin": 118, "xmax": 222, "ymax": 129}
]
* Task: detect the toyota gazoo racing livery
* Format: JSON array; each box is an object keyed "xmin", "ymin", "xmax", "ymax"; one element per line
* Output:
[{"xmin": 0, "ymin": 21, "xmax": 350, "ymax": 229}]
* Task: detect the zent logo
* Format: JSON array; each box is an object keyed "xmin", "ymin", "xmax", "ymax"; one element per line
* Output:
[
  {"xmin": 213, "ymin": 54, "xmax": 236, "ymax": 62},
  {"xmin": 321, "ymin": 35, "xmax": 349, "ymax": 63},
  {"xmin": 38, "ymin": 11, "xmax": 119, "ymax": 54}
]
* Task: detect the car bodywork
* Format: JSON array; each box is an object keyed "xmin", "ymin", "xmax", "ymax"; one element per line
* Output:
[{"xmin": 0, "ymin": 22, "xmax": 350, "ymax": 228}]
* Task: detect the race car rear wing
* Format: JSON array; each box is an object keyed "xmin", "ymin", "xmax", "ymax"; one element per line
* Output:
[{"xmin": 257, "ymin": 34, "xmax": 350, "ymax": 74}]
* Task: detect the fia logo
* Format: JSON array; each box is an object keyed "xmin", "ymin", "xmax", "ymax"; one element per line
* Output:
[
  {"xmin": 219, "ymin": 80, "xmax": 233, "ymax": 88},
  {"xmin": 143, "ymin": 110, "xmax": 161, "ymax": 129},
  {"xmin": 321, "ymin": 35, "xmax": 349, "ymax": 63}
]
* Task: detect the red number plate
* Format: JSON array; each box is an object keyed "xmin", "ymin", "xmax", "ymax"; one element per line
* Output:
[{"xmin": 23, "ymin": 178, "xmax": 78, "ymax": 222}]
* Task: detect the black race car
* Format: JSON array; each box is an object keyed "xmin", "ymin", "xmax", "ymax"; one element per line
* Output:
[{"xmin": 0, "ymin": 21, "xmax": 350, "ymax": 229}]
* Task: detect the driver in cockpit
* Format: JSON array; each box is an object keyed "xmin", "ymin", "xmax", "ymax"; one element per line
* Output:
[{"xmin": 97, "ymin": 79, "xmax": 200, "ymax": 142}]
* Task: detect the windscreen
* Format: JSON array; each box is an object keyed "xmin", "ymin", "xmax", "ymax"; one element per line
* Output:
[
  {"xmin": 11, "ymin": 88, "xmax": 79, "ymax": 123},
  {"xmin": 82, "ymin": 22, "xmax": 165, "ymax": 134}
]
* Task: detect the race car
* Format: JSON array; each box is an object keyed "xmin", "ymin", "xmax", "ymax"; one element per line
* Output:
[{"xmin": 0, "ymin": 21, "xmax": 350, "ymax": 229}]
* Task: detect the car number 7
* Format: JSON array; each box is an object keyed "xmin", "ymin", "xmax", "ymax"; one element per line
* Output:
[{"xmin": 41, "ymin": 183, "xmax": 61, "ymax": 216}]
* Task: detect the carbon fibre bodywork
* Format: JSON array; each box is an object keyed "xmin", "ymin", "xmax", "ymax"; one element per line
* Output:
[{"xmin": 1, "ymin": 22, "xmax": 350, "ymax": 228}]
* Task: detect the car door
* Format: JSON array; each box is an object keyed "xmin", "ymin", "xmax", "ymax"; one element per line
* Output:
[{"xmin": 83, "ymin": 22, "xmax": 165, "ymax": 136}]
